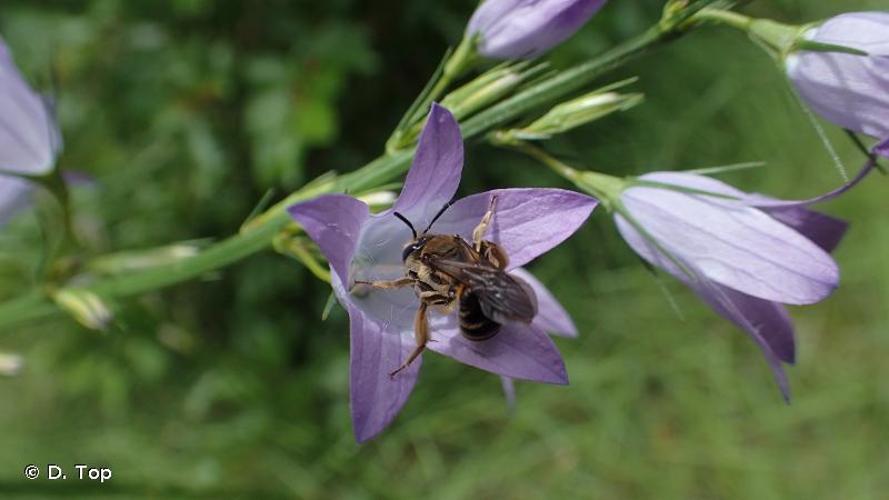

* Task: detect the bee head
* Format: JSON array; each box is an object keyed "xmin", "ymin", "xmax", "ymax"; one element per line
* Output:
[{"xmin": 393, "ymin": 201, "xmax": 453, "ymax": 262}]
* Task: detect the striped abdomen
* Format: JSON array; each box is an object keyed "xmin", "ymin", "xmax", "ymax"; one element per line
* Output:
[{"xmin": 458, "ymin": 290, "xmax": 501, "ymax": 341}]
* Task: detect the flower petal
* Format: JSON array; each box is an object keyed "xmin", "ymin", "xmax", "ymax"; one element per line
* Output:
[
  {"xmin": 695, "ymin": 283, "xmax": 796, "ymax": 364},
  {"xmin": 392, "ymin": 103, "xmax": 463, "ymax": 229},
  {"xmin": 427, "ymin": 317, "xmax": 568, "ymax": 384},
  {"xmin": 288, "ymin": 194, "xmax": 369, "ymax": 285},
  {"xmin": 432, "ymin": 188, "xmax": 597, "ymax": 269},
  {"xmin": 0, "ymin": 37, "xmax": 60, "ymax": 175},
  {"xmin": 0, "ymin": 174, "xmax": 33, "ymax": 224},
  {"xmin": 510, "ymin": 268, "xmax": 577, "ymax": 337},
  {"xmin": 691, "ymin": 278, "xmax": 792, "ymax": 401},
  {"xmin": 615, "ymin": 216, "xmax": 792, "ymax": 399},
  {"xmin": 758, "ymin": 206, "xmax": 848, "ymax": 253},
  {"xmin": 331, "ymin": 276, "xmax": 422, "ymax": 443},
  {"xmin": 639, "ymin": 170, "xmax": 856, "ymax": 253},
  {"xmin": 874, "ymin": 137, "xmax": 889, "ymax": 158},
  {"xmin": 620, "ymin": 179, "xmax": 839, "ymax": 305},
  {"xmin": 786, "ymin": 12, "xmax": 889, "ymax": 140},
  {"xmin": 467, "ymin": 0, "xmax": 607, "ymax": 59}
]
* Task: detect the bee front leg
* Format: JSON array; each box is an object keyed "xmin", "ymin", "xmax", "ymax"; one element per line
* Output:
[
  {"xmin": 472, "ymin": 195, "xmax": 498, "ymax": 252},
  {"xmin": 390, "ymin": 302, "xmax": 429, "ymax": 378},
  {"xmin": 351, "ymin": 277, "xmax": 415, "ymax": 291}
]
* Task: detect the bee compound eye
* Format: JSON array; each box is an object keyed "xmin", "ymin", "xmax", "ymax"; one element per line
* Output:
[{"xmin": 401, "ymin": 245, "xmax": 414, "ymax": 262}]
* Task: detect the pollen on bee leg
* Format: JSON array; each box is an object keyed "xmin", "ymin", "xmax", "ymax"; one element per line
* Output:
[{"xmin": 472, "ymin": 194, "xmax": 498, "ymax": 249}]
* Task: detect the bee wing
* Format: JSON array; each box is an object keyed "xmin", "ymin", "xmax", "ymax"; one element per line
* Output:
[{"xmin": 432, "ymin": 259, "xmax": 538, "ymax": 324}]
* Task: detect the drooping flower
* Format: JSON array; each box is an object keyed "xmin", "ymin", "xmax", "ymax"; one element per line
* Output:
[
  {"xmin": 785, "ymin": 12, "xmax": 889, "ymax": 156},
  {"xmin": 289, "ymin": 104, "xmax": 596, "ymax": 442},
  {"xmin": 613, "ymin": 171, "xmax": 848, "ymax": 399},
  {"xmin": 0, "ymin": 35, "xmax": 62, "ymax": 222},
  {"xmin": 466, "ymin": 0, "xmax": 608, "ymax": 60}
]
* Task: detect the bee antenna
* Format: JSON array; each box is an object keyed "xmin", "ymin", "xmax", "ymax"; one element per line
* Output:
[
  {"xmin": 423, "ymin": 200, "xmax": 454, "ymax": 234},
  {"xmin": 393, "ymin": 212, "xmax": 417, "ymax": 239}
]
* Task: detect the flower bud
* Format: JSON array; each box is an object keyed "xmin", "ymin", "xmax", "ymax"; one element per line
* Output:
[
  {"xmin": 53, "ymin": 289, "xmax": 113, "ymax": 331},
  {"xmin": 89, "ymin": 243, "xmax": 201, "ymax": 275},
  {"xmin": 441, "ymin": 64, "xmax": 530, "ymax": 119},
  {"xmin": 498, "ymin": 81, "xmax": 643, "ymax": 141},
  {"xmin": 466, "ymin": 0, "xmax": 608, "ymax": 59},
  {"xmin": 785, "ymin": 12, "xmax": 889, "ymax": 148}
]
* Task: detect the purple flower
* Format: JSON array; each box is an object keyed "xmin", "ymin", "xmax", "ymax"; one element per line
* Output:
[
  {"xmin": 467, "ymin": 0, "xmax": 608, "ymax": 59},
  {"xmin": 289, "ymin": 104, "xmax": 596, "ymax": 442},
  {"xmin": 0, "ymin": 36, "xmax": 61, "ymax": 222},
  {"xmin": 613, "ymin": 171, "xmax": 847, "ymax": 399},
  {"xmin": 786, "ymin": 12, "xmax": 889, "ymax": 156}
]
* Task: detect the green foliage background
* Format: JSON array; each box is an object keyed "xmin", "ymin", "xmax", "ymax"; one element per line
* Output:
[{"xmin": 1, "ymin": 1, "xmax": 887, "ymax": 498}]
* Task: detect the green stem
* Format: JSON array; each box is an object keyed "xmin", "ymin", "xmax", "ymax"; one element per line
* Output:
[
  {"xmin": 461, "ymin": 25, "xmax": 665, "ymax": 138},
  {"xmin": 693, "ymin": 9, "xmax": 752, "ymax": 30},
  {"xmin": 506, "ymin": 142, "xmax": 625, "ymax": 210},
  {"xmin": 0, "ymin": 10, "xmax": 706, "ymax": 330}
]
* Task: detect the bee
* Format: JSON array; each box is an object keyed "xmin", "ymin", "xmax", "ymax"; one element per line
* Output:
[{"xmin": 353, "ymin": 196, "xmax": 538, "ymax": 377}]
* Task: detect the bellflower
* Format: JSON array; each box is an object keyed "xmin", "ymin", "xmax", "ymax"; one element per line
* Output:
[
  {"xmin": 467, "ymin": 0, "xmax": 608, "ymax": 59},
  {"xmin": 786, "ymin": 12, "xmax": 889, "ymax": 156},
  {"xmin": 614, "ymin": 171, "xmax": 848, "ymax": 399},
  {"xmin": 289, "ymin": 104, "xmax": 596, "ymax": 442},
  {"xmin": 0, "ymin": 36, "xmax": 62, "ymax": 221}
]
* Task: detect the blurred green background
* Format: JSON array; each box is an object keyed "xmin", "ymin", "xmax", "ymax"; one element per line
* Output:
[{"xmin": 1, "ymin": 0, "xmax": 887, "ymax": 498}]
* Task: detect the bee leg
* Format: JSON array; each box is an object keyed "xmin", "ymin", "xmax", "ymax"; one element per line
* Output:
[
  {"xmin": 351, "ymin": 277, "xmax": 415, "ymax": 291},
  {"xmin": 472, "ymin": 195, "xmax": 498, "ymax": 252},
  {"xmin": 390, "ymin": 302, "xmax": 429, "ymax": 378}
]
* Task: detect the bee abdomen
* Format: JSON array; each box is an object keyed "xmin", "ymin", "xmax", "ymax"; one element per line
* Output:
[{"xmin": 459, "ymin": 292, "xmax": 500, "ymax": 341}]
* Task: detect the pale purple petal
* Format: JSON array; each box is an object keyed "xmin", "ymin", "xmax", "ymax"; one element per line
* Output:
[
  {"xmin": 641, "ymin": 172, "xmax": 848, "ymax": 252},
  {"xmin": 426, "ymin": 316, "xmax": 568, "ymax": 384},
  {"xmin": 620, "ymin": 178, "xmax": 838, "ymax": 305},
  {"xmin": 875, "ymin": 137, "xmax": 889, "ymax": 158},
  {"xmin": 615, "ymin": 216, "xmax": 792, "ymax": 399},
  {"xmin": 0, "ymin": 174, "xmax": 33, "ymax": 224},
  {"xmin": 757, "ymin": 206, "xmax": 847, "ymax": 253},
  {"xmin": 638, "ymin": 169, "xmax": 858, "ymax": 252},
  {"xmin": 467, "ymin": 0, "xmax": 608, "ymax": 59},
  {"xmin": 511, "ymin": 268, "xmax": 577, "ymax": 337},
  {"xmin": 337, "ymin": 276, "xmax": 422, "ymax": 443},
  {"xmin": 786, "ymin": 12, "xmax": 889, "ymax": 140},
  {"xmin": 432, "ymin": 188, "xmax": 597, "ymax": 269},
  {"xmin": 392, "ymin": 103, "xmax": 463, "ymax": 229},
  {"xmin": 695, "ymin": 283, "xmax": 796, "ymax": 364},
  {"xmin": 692, "ymin": 278, "xmax": 792, "ymax": 401},
  {"xmin": 288, "ymin": 194, "xmax": 369, "ymax": 285},
  {"xmin": 0, "ymin": 37, "xmax": 59, "ymax": 175}
]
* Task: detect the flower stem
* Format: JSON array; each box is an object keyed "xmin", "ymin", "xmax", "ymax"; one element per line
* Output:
[
  {"xmin": 0, "ymin": 5, "xmax": 714, "ymax": 330},
  {"xmin": 502, "ymin": 141, "xmax": 625, "ymax": 210},
  {"xmin": 692, "ymin": 9, "xmax": 753, "ymax": 31}
]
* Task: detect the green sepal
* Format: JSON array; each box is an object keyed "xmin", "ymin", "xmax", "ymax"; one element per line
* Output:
[{"xmin": 794, "ymin": 39, "xmax": 868, "ymax": 57}]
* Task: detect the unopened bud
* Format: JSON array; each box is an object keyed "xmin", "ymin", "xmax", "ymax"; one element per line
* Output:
[
  {"xmin": 273, "ymin": 234, "xmax": 331, "ymax": 283},
  {"xmin": 89, "ymin": 243, "xmax": 201, "ymax": 275},
  {"xmin": 467, "ymin": 0, "xmax": 608, "ymax": 59},
  {"xmin": 442, "ymin": 64, "xmax": 531, "ymax": 120},
  {"xmin": 496, "ymin": 80, "xmax": 643, "ymax": 142},
  {"xmin": 785, "ymin": 12, "xmax": 886, "ymax": 146},
  {"xmin": 53, "ymin": 289, "xmax": 113, "ymax": 331}
]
